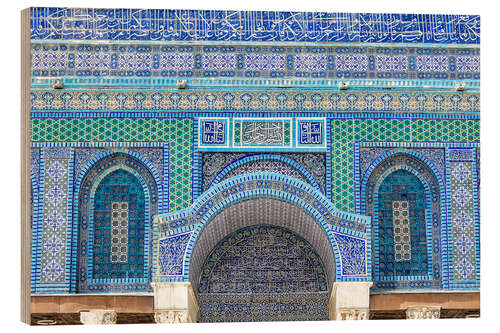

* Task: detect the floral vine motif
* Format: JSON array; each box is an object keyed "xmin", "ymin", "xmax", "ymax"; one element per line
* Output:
[
  {"xmin": 333, "ymin": 233, "xmax": 366, "ymax": 276},
  {"xmin": 158, "ymin": 232, "xmax": 192, "ymax": 276}
]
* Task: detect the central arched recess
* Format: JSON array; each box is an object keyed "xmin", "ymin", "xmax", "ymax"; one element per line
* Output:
[{"xmin": 190, "ymin": 198, "xmax": 335, "ymax": 322}]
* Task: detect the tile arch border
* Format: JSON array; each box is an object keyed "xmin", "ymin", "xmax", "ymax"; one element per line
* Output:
[
  {"xmin": 153, "ymin": 172, "xmax": 372, "ymax": 285},
  {"xmin": 359, "ymin": 148, "xmax": 446, "ymax": 213}
]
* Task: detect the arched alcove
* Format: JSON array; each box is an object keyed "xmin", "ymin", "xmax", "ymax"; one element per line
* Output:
[
  {"xmin": 75, "ymin": 152, "xmax": 158, "ymax": 293},
  {"xmin": 190, "ymin": 198, "xmax": 333, "ymax": 322}
]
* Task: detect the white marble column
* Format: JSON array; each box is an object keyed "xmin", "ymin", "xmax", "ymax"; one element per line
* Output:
[
  {"xmin": 406, "ymin": 306, "xmax": 441, "ymax": 319},
  {"xmin": 152, "ymin": 282, "xmax": 199, "ymax": 323},
  {"xmin": 329, "ymin": 282, "xmax": 372, "ymax": 320},
  {"xmin": 79, "ymin": 309, "xmax": 117, "ymax": 325}
]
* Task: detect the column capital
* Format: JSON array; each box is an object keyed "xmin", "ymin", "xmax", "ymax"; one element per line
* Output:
[
  {"xmin": 406, "ymin": 306, "xmax": 441, "ymax": 319},
  {"xmin": 79, "ymin": 309, "xmax": 117, "ymax": 325}
]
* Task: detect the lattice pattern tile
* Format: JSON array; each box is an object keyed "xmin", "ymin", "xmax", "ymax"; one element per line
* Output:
[{"xmin": 31, "ymin": 118, "xmax": 192, "ymax": 212}]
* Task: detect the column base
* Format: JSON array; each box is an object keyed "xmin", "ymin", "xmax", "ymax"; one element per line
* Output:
[{"xmin": 79, "ymin": 309, "xmax": 117, "ymax": 325}]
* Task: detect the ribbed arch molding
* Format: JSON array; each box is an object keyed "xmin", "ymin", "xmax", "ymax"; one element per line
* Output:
[{"xmin": 152, "ymin": 172, "xmax": 371, "ymax": 287}]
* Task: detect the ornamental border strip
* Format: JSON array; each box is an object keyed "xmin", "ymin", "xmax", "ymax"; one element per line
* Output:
[
  {"xmin": 30, "ymin": 77, "xmax": 481, "ymax": 91},
  {"xmin": 192, "ymin": 118, "xmax": 202, "ymax": 201},
  {"xmin": 445, "ymin": 147, "xmax": 480, "ymax": 290},
  {"xmin": 37, "ymin": 147, "xmax": 73, "ymax": 292},
  {"xmin": 30, "ymin": 43, "xmax": 480, "ymax": 81},
  {"xmin": 326, "ymin": 120, "xmax": 333, "ymax": 201},
  {"xmin": 472, "ymin": 149, "xmax": 480, "ymax": 287},
  {"xmin": 29, "ymin": 88, "xmax": 481, "ymax": 114},
  {"xmin": 29, "ymin": 150, "xmax": 41, "ymax": 292},
  {"xmin": 31, "ymin": 149, "xmax": 45, "ymax": 292},
  {"xmin": 30, "ymin": 112, "xmax": 480, "ymax": 121},
  {"xmin": 31, "ymin": 38, "xmax": 482, "ymax": 50}
]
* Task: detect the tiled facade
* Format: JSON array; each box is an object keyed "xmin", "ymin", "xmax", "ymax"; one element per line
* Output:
[{"xmin": 28, "ymin": 7, "xmax": 480, "ymax": 322}]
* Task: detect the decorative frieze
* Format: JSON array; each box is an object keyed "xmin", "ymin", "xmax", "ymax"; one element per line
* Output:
[
  {"xmin": 336, "ymin": 308, "xmax": 369, "ymax": 320},
  {"xmin": 31, "ymin": 42, "xmax": 480, "ymax": 80},
  {"xmin": 30, "ymin": 89, "xmax": 480, "ymax": 114},
  {"xmin": 406, "ymin": 306, "xmax": 441, "ymax": 319},
  {"xmin": 154, "ymin": 310, "xmax": 189, "ymax": 324},
  {"xmin": 79, "ymin": 310, "xmax": 117, "ymax": 325}
]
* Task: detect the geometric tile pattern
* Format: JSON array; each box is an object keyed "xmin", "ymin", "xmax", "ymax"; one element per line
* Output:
[
  {"xmin": 392, "ymin": 201, "xmax": 412, "ymax": 261},
  {"xmin": 30, "ymin": 8, "xmax": 480, "ymax": 45},
  {"xmin": 331, "ymin": 118, "xmax": 479, "ymax": 212},
  {"xmin": 109, "ymin": 202, "xmax": 129, "ymax": 263},
  {"xmin": 39, "ymin": 148, "xmax": 71, "ymax": 285},
  {"xmin": 449, "ymin": 155, "xmax": 477, "ymax": 283},
  {"xmin": 30, "ymin": 90, "xmax": 480, "ymax": 114},
  {"xmin": 31, "ymin": 118, "xmax": 192, "ymax": 212},
  {"xmin": 31, "ymin": 43, "xmax": 479, "ymax": 80}
]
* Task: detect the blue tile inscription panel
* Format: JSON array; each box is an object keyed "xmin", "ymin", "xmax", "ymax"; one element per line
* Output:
[{"xmin": 30, "ymin": 8, "xmax": 480, "ymax": 44}]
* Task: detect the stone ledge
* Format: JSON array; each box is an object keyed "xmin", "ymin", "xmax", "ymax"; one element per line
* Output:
[
  {"xmin": 31, "ymin": 295, "xmax": 154, "ymax": 314},
  {"xmin": 370, "ymin": 292, "xmax": 480, "ymax": 311}
]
